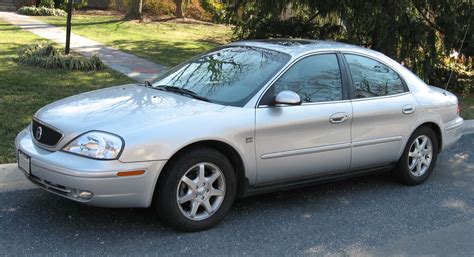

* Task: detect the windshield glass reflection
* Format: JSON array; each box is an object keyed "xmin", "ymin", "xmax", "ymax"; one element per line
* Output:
[{"xmin": 152, "ymin": 46, "xmax": 290, "ymax": 106}]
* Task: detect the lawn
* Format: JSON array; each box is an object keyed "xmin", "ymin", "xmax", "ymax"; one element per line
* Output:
[
  {"xmin": 459, "ymin": 94, "xmax": 474, "ymax": 120},
  {"xmin": 37, "ymin": 15, "xmax": 232, "ymax": 67},
  {"xmin": 0, "ymin": 20, "xmax": 132, "ymax": 164}
]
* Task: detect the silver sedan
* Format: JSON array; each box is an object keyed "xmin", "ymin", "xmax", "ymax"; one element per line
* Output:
[{"xmin": 16, "ymin": 40, "xmax": 464, "ymax": 231}]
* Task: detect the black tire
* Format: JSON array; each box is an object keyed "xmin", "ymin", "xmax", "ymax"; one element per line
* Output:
[
  {"xmin": 153, "ymin": 147, "xmax": 236, "ymax": 232},
  {"xmin": 394, "ymin": 126, "xmax": 439, "ymax": 185}
]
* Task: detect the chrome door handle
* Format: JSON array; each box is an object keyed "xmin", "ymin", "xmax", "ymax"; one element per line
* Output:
[
  {"xmin": 402, "ymin": 104, "xmax": 415, "ymax": 114},
  {"xmin": 329, "ymin": 112, "xmax": 349, "ymax": 124}
]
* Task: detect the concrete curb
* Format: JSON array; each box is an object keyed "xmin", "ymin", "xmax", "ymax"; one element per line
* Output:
[
  {"xmin": 1, "ymin": 119, "xmax": 473, "ymax": 192},
  {"xmin": 0, "ymin": 164, "xmax": 36, "ymax": 192}
]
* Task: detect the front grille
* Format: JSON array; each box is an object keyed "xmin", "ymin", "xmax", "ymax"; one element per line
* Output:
[{"xmin": 32, "ymin": 119, "xmax": 63, "ymax": 147}]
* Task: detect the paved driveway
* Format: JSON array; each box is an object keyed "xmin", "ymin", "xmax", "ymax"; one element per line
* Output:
[{"xmin": 0, "ymin": 134, "xmax": 472, "ymax": 256}]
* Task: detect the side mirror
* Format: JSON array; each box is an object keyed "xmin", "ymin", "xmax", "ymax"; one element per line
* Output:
[{"xmin": 274, "ymin": 90, "xmax": 302, "ymax": 106}]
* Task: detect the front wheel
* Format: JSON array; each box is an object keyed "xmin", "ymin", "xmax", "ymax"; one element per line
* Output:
[
  {"xmin": 394, "ymin": 126, "xmax": 439, "ymax": 185},
  {"xmin": 153, "ymin": 147, "xmax": 236, "ymax": 232}
]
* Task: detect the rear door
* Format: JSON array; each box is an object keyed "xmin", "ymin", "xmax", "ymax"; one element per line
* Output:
[
  {"xmin": 255, "ymin": 53, "xmax": 352, "ymax": 184},
  {"xmin": 343, "ymin": 53, "xmax": 417, "ymax": 170}
]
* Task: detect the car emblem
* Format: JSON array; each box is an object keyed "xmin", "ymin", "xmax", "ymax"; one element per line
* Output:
[{"xmin": 35, "ymin": 126, "xmax": 43, "ymax": 140}]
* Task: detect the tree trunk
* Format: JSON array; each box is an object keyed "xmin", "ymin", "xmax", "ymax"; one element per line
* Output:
[
  {"xmin": 175, "ymin": 0, "xmax": 184, "ymax": 18},
  {"xmin": 125, "ymin": 0, "xmax": 143, "ymax": 20}
]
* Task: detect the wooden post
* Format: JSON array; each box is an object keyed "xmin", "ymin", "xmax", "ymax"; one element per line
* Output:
[{"xmin": 65, "ymin": 0, "xmax": 73, "ymax": 55}]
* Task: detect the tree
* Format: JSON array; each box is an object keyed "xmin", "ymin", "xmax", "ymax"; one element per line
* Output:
[
  {"xmin": 225, "ymin": 0, "xmax": 473, "ymax": 92},
  {"xmin": 175, "ymin": 0, "xmax": 184, "ymax": 18},
  {"xmin": 126, "ymin": 0, "xmax": 143, "ymax": 20}
]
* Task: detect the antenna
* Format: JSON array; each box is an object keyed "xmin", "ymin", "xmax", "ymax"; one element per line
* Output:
[{"xmin": 446, "ymin": 21, "xmax": 471, "ymax": 90}]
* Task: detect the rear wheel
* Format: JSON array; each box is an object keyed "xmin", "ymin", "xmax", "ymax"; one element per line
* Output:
[
  {"xmin": 394, "ymin": 126, "xmax": 439, "ymax": 185},
  {"xmin": 153, "ymin": 147, "xmax": 236, "ymax": 231}
]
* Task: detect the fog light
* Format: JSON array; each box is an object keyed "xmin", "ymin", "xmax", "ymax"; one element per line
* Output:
[{"xmin": 77, "ymin": 190, "xmax": 93, "ymax": 199}]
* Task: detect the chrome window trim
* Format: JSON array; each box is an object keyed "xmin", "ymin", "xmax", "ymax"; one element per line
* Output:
[
  {"xmin": 350, "ymin": 92, "xmax": 412, "ymax": 102},
  {"xmin": 258, "ymin": 99, "xmax": 352, "ymax": 108}
]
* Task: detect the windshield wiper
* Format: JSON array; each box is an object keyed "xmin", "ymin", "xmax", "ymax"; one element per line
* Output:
[{"xmin": 153, "ymin": 85, "xmax": 212, "ymax": 103}]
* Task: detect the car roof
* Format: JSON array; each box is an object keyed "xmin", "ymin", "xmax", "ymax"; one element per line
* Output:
[{"xmin": 228, "ymin": 39, "xmax": 384, "ymax": 59}]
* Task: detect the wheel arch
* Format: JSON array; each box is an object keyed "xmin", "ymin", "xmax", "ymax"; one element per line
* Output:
[
  {"xmin": 158, "ymin": 140, "xmax": 247, "ymax": 197},
  {"xmin": 409, "ymin": 122, "xmax": 443, "ymax": 152}
]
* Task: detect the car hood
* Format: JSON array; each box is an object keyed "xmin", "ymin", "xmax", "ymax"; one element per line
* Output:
[{"xmin": 34, "ymin": 84, "xmax": 225, "ymax": 140}]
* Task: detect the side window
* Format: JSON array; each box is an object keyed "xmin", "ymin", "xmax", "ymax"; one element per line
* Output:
[
  {"xmin": 345, "ymin": 54, "xmax": 406, "ymax": 98},
  {"xmin": 264, "ymin": 54, "xmax": 343, "ymax": 104}
]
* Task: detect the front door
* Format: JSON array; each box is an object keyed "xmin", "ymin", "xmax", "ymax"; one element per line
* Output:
[{"xmin": 255, "ymin": 53, "xmax": 352, "ymax": 184}]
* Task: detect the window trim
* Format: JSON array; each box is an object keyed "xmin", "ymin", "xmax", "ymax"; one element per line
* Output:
[
  {"xmin": 340, "ymin": 52, "xmax": 409, "ymax": 100},
  {"xmin": 256, "ymin": 52, "xmax": 349, "ymax": 107}
]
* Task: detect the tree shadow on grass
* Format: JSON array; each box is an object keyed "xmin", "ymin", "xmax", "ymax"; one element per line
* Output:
[{"xmin": 107, "ymin": 39, "xmax": 220, "ymax": 66}]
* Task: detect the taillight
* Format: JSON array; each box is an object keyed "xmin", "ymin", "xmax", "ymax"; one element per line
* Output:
[{"xmin": 457, "ymin": 104, "xmax": 461, "ymax": 115}]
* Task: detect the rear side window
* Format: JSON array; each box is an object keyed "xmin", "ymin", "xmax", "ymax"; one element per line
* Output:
[
  {"xmin": 262, "ymin": 54, "xmax": 343, "ymax": 104},
  {"xmin": 345, "ymin": 54, "xmax": 406, "ymax": 98}
]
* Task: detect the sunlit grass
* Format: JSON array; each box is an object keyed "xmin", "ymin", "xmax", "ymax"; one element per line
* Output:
[
  {"xmin": 0, "ymin": 20, "xmax": 132, "ymax": 163},
  {"xmin": 37, "ymin": 15, "xmax": 232, "ymax": 67}
]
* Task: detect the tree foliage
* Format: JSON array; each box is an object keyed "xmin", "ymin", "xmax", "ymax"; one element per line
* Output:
[{"xmin": 225, "ymin": 0, "xmax": 473, "ymax": 92}]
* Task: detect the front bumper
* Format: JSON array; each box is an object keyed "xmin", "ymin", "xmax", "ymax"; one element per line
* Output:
[{"xmin": 15, "ymin": 128, "xmax": 166, "ymax": 208}]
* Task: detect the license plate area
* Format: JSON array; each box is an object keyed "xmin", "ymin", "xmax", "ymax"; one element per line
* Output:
[{"xmin": 18, "ymin": 150, "xmax": 31, "ymax": 175}]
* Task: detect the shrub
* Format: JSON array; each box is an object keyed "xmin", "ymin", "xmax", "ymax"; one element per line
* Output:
[
  {"xmin": 200, "ymin": 0, "xmax": 227, "ymax": 22},
  {"xmin": 143, "ymin": 0, "xmax": 175, "ymax": 16},
  {"xmin": 18, "ymin": 43, "xmax": 104, "ymax": 71},
  {"xmin": 17, "ymin": 6, "xmax": 67, "ymax": 16},
  {"xmin": 54, "ymin": 0, "xmax": 88, "ymax": 10},
  {"xmin": 185, "ymin": 0, "xmax": 211, "ymax": 20},
  {"xmin": 39, "ymin": 0, "xmax": 54, "ymax": 8}
]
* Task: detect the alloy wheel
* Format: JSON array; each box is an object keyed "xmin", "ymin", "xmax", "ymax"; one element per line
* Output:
[
  {"xmin": 176, "ymin": 162, "xmax": 226, "ymax": 221},
  {"xmin": 408, "ymin": 135, "xmax": 433, "ymax": 177}
]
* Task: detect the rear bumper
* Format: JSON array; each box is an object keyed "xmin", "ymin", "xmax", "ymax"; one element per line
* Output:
[
  {"xmin": 15, "ymin": 128, "xmax": 166, "ymax": 208},
  {"xmin": 442, "ymin": 117, "xmax": 464, "ymax": 151}
]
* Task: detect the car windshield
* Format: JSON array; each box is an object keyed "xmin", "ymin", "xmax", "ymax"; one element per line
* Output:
[{"xmin": 151, "ymin": 46, "xmax": 290, "ymax": 107}]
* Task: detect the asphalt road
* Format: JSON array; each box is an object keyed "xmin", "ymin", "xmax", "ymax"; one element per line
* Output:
[{"xmin": 1, "ymin": 134, "xmax": 473, "ymax": 256}]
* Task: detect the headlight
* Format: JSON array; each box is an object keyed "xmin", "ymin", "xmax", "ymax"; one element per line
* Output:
[{"xmin": 63, "ymin": 131, "xmax": 123, "ymax": 160}]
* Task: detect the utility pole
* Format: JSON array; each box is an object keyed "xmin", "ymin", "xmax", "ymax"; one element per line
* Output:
[{"xmin": 65, "ymin": 0, "xmax": 73, "ymax": 55}]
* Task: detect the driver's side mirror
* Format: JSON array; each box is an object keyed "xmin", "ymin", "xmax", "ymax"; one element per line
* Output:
[{"xmin": 273, "ymin": 90, "xmax": 302, "ymax": 106}]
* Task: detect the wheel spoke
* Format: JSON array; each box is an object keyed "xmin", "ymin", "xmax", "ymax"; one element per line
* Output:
[
  {"xmin": 409, "ymin": 158, "xmax": 418, "ymax": 170},
  {"xmin": 415, "ymin": 138, "xmax": 421, "ymax": 151},
  {"xmin": 178, "ymin": 192, "xmax": 194, "ymax": 204},
  {"xmin": 182, "ymin": 176, "xmax": 196, "ymax": 189},
  {"xmin": 419, "ymin": 137, "xmax": 427, "ymax": 149},
  {"xmin": 203, "ymin": 200, "xmax": 213, "ymax": 213},
  {"xmin": 189, "ymin": 201, "xmax": 200, "ymax": 217},
  {"xmin": 416, "ymin": 160, "xmax": 422, "ymax": 173},
  {"xmin": 207, "ymin": 172, "xmax": 220, "ymax": 184},
  {"xmin": 198, "ymin": 164, "xmax": 206, "ymax": 183},
  {"xmin": 408, "ymin": 151, "xmax": 417, "ymax": 157},
  {"xmin": 210, "ymin": 188, "xmax": 224, "ymax": 196}
]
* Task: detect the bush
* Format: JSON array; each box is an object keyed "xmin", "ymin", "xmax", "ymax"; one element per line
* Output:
[
  {"xmin": 18, "ymin": 43, "xmax": 104, "ymax": 71},
  {"xmin": 39, "ymin": 0, "xmax": 54, "ymax": 8},
  {"xmin": 185, "ymin": 0, "xmax": 211, "ymax": 20},
  {"xmin": 143, "ymin": 0, "xmax": 175, "ymax": 16},
  {"xmin": 54, "ymin": 0, "xmax": 88, "ymax": 10},
  {"xmin": 17, "ymin": 6, "xmax": 67, "ymax": 16},
  {"xmin": 200, "ymin": 0, "xmax": 227, "ymax": 22}
]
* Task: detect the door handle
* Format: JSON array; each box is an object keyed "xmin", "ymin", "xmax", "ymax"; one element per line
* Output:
[
  {"xmin": 329, "ymin": 112, "xmax": 349, "ymax": 124},
  {"xmin": 402, "ymin": 104, "xmax": 415, "ymax": 114}
]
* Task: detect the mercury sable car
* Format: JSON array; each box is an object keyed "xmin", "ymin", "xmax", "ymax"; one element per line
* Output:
[{"xmin": 16, "ymin": 39, "xmax": 464, "ymax": 231}]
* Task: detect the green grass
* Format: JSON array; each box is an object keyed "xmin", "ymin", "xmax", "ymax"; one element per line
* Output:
[
  {"xmin": 37, "ymin": 15, "xmax": 232, "ymax": 67},
  {"xmin": 459, "ymin": 94, "xmax": 474, "ymax": 120},
  {"xmin": 0, "ymin": 20, "xmax": 132, "ymax": 164}
]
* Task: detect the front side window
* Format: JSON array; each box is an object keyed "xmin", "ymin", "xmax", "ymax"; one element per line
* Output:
[
  {"xmin": 345, "ymin": 54, "xmax": 406, "ymax": 98},
  {"xmin": 152, "ymin": 46, "xmax": 290, "ymax": 107},
  {"xmin": 262, "ymin": 54, "xmax": 343, "ymax": 104}
]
